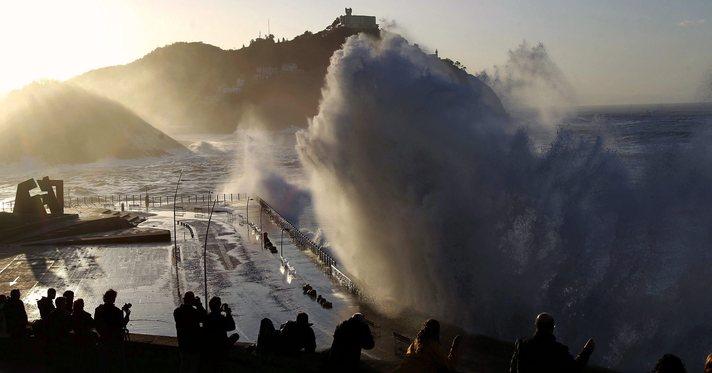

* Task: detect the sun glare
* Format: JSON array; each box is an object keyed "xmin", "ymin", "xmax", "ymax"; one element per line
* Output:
[{"xmin": 0, "ymin": 0, "xmax": 134, "ymax": 94}]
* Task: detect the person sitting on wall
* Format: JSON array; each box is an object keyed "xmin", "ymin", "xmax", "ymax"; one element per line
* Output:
[
  {"xmin": 37, "ymin": 288, "xmax": 57, "ymax": 320},
  {"xmin": 3, "ymin": 289, "xmax": 28, "ymax": 340},
  {"xmin": 328, "ymin": 313, "xmax": 375, "ymax": 370},
  {"xmin": 0, "ymin": 294, "xmax": 8, "ymax": 338},
  {"xmin": 46, "ymin": 296, "xmax": 73, "ymax": 365},
  {"xmin": 280, "ymin": 312, "xmax": 316, "ymax": 354},
  {"xmin": 34, "ymin": 288, "xmax": 57, "ymax": 338},
  {"xmin": 256, "ymin": 318, "xmax": 280, "ymax": 354},
  {"xmin": 395, "ymin": 318, "xmax": 461, "ymax": 373},
  {"xmin": 71, "ymin": 298, "xmax": 96, "ymax": 339},
  {"xmin": 62, "ymin": 290, "xmax": 75, "ymax": 315},
  {"xmin": 47, "ymin": 297, "xmax": 72, "ymax": 341},
  {"xmin": 509, "ymin": 313, "xmax": 595, "ymax": 373},
  {"xmin": 71, "ymin": 299, "xmax": 98, "ymax": 373}
]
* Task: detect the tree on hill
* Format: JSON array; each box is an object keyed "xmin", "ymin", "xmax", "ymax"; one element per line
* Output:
[{"xmin": 71, "ymin": 27, "xmax": 380, "ymax": 134}]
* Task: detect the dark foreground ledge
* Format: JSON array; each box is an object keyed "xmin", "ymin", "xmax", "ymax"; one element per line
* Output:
[
  {"xmin": 0, "ymin": 333, "xmax": 392, "ymax": 372},
  {"xmin": 0, "ymin": 333, "xmax": 618, "ymax": 372}
]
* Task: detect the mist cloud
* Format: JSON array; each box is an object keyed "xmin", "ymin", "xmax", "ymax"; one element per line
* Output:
[
  {"xmin": 478, "ymin": 41, "xmax": 576, "ymax": 128},
  {"xmin": 297, "ymin": 32, "xmax": 712, "ymax": 370}
]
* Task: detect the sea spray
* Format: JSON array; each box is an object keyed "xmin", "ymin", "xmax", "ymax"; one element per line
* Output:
[
  {"xmin": 222, "ymin": 128, "xmax": 310, "ymax": 224},
  {"xmin": 478, "ymin": 41, "xmax": 576, "ymax": 132},
  {"xmin": 297, "ymin": 33, "xmax": 712, "ymax": 370}
]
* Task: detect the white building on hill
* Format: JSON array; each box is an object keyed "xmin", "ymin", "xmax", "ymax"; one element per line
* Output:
[{"xmin": 339, "ymin": 8, "xmax": 377, "ymax": 30}]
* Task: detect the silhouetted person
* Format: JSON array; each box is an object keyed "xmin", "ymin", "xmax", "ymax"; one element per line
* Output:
[
  {"xmin": 654, "ymin": 354, "xmax": 687, "ymax": 373},
  {"xmin": 72, "ymin": 298, "xmax": 97, "ymax": 371},
  {"xmin": 256, "ymin": 318, "xmax": 279, "ymax": 354},
  {"xmin": 328, "ymin": 313, "xmax": 375, "ymax": 369},
  {"xmin": 71, "ymin": 299, "xmax": 95, "ymax": 338},
  {"xmin": 0, "ymin": 294, "xmax": 8, "ymax": 338},
  {"xmin": 174, "ymin": 291, "xmax": 207, "ymax": 373},
  {"xmin": 395, "ymin": 319, "xmax": 461, "ymax": 373},
  {"xmin": 94, "ymin": 289, "xmax": 130, "ymax": 344},
  {"xmin": 705, "ymin": 354, "xmax": 712, "ymax": 373},
  {"xmin": 4, "ymin": 289, "xmax": 28, "ymax": 339},
  {"xmin": 509, "ymin": 313, "xmax": 595, "ymax": 373},
  {"xmin": 63, "ymin": 290, "xmax": 75, "ymax": 314},
  {"xmin": 47, "ymin": 297, "xmax": 72, "ymax": 340},
  {"xmin": 203, "ymin": 297, "xmax": 239, "ymax": 371},
  {"xmin": 46, "ymin": 296, "xmax": 72, "ymax": 365},
  {"xmin": 94, "ymin": 289, "xmax": 130, "ymax": 372},
  {"xmin": 280, "ymin": 312, "xmax": 316, "ymax": 354},
  {"xmin": 37, "ymin": 288, "xmax": 57, "ymax": 320}
]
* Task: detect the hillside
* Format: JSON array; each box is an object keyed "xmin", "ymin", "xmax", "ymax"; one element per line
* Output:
[
  {"xmin": 72, "ymin": 27, "xmax": 380, "ymax": 134},
  {"xmin": 0, "ymin": 81, "xmax": 187, "ymax": 165}
]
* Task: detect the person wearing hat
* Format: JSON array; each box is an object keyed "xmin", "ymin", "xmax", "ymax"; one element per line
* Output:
[
  {"xmin": 328, "ymin": 313, "xmax": 375, "ymax": 370},
  {"xmin": 509, "ymin": 313, "xmax": 595, "ymax": 373},
  {"xmin": 280, "ymin": 312, "xmax": 316, "ymax": 354}
]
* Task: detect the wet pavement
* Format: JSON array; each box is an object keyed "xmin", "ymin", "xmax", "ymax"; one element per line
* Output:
[{"xmin": 0, "ymin": 201, "xmax": 394, "ymax": 361}]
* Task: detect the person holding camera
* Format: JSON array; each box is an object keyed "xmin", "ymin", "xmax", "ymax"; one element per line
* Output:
[
  {"xmin": 174, "ymin": 291, "xmax": 207, "ymax": 373},
  {"xmin": 203, "ymin": 296, "xmax": 239, "ymax": 370},
  {"xmin": 94, "ymin": 289, "xmax": 131, "ymax": 345}
]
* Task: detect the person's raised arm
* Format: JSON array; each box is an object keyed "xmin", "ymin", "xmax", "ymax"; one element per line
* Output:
[
  {"xmin": 575, "ymin": 338, "xmax": 595, "ymax": 371},
  {"xmin": 223, "ymin": 307, "xmax": 236, "ymax": 332}
]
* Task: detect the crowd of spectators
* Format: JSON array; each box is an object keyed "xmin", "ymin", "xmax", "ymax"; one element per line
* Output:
[{"xmin": 0, "ymin": 287, "xmax": 710, "ymax": 372}]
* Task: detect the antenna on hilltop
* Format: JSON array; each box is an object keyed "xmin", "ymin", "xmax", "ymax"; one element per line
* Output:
[{"xmin": 268, "ymin": 19, "xmax": 271, "ymax": 36}]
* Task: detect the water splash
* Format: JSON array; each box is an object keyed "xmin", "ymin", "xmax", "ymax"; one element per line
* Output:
[{"xmin": 297, "ymin": 32, "xmax": 712, "ymax": 370}]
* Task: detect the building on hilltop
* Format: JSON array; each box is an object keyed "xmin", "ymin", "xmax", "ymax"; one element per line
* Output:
[{"xmin": 339, "ymin": 8, "xmax": 378, "ymax": 30}]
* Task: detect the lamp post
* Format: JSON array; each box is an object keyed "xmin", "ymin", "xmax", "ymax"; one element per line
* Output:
[
  {"xmin": 173, "ymin": 170, "xmax": 183, "ymax": 262},
  {"xmin": 246, "ymin": 197, "xmax": 251, "ymax": 226},
  {"xmin": 203, "ymin": 197, "xmax": 217, "ymax": 310}
]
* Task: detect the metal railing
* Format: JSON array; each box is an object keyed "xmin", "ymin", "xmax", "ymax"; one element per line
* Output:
[
  {"xmin": 257, "ymin": 197, "xmax": 364, "ymax": 298},
  {"xmin": 1, "ymin": 193, "xmax": 247, "ymax": 212},
  {"xmin": 1, "ymin": 190, "xmax": 366, "ymax": 300}
]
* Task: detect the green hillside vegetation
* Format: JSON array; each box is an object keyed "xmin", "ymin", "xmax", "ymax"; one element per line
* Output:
[
  {"xmin": 0, "ymin": 81, "xmax": 187, "ymax": 165},
  {"xmin": 72, "ymin": 27, "xmax": 379, "ymax": 134}
]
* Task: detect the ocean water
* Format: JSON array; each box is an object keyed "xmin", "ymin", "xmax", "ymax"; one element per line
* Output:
[
  {"xmin": 1, "ymin": 103, "xmax": 712, "ymax": 370},
  {"xmin": 2, "ymin": 104, "xmax": 710, "ymax": 203}
]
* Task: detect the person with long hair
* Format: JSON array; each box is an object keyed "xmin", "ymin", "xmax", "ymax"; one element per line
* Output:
[{"xmin": 396, "ymin": 319, "xmax": 461, "ymax": 372}]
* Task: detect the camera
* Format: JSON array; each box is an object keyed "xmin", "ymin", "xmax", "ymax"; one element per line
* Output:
[{"xmin": 122, "ymin": 303, "xmax": 132, "ymax": 312}]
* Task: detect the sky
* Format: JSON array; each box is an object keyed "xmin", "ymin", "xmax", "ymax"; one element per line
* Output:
[{"xmin": 0, "ymin": 0, "xmax": 710, "ymax": 105}]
